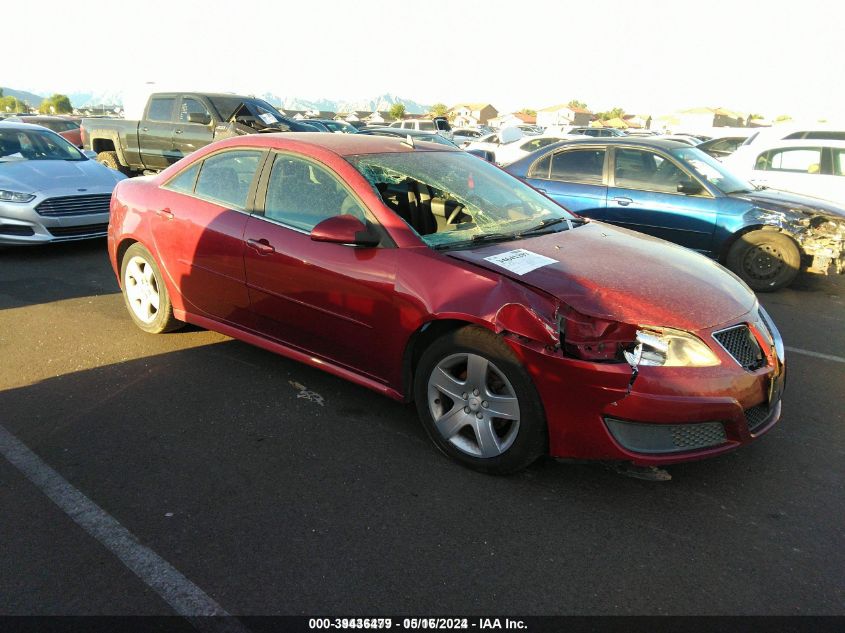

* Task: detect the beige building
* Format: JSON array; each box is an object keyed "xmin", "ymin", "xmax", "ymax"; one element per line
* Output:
[
  {"xmin": 536, "ymin": 104, "xmax": 593, "ymax": 128},
  {"xmin": 448, "ymin": 103, "xmax": 499, "ymax": 127}
]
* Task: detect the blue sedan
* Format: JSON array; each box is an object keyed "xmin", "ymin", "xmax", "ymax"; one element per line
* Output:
[{"xmin": 505, "ymin": 138, "xmax": 845, "ymax": 291}]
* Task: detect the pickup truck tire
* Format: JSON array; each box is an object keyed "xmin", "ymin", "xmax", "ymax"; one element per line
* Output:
[
  {"xmin": 727, "ymin": 230, "xmax": 801, "ymax": 292},
  {"xmin": 97, "ymin": 151, "xmax": 129, "ymax": 175}
]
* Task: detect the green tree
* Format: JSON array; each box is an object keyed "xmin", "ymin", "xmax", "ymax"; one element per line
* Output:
[
  {"xmin": 389, "ymin": 103, "xmax": 406, "ymax": 121},
  {"xmin": 596, "ymin": 107, "xmax": 625, "ymax": 121},
  {"xmin": 567, "ymin": 99, "xmax": 588, "ymax": 110},
  {"xmin": 38, "ymin": 93, "xmax": 73, "ymax": 114},
  {"xmin": 519, "ymin": 108, "xmax": 537, "ymax": 116},
  {"xmin": 775, "ymin": 114, "xmax": 792, "ymax": 122},
  {"xmin": 0, "ymin": 95, "xmax": 28, "ymax": 112},
  {"xmin": 430, "ymin": 103, "xmax": 448, "ymax": 117}
]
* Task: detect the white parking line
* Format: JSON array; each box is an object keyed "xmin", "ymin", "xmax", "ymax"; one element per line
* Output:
[
  {"xmin": 784, "ymin": 346, "xmax": 845, "ymax": 364},
  {"xmin": 0, "ymin": 424, "xmax": 249, "ymax": 633}
]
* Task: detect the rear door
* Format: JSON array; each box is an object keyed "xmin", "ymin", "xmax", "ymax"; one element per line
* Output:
[
  {"xmin": 605, "ymin": 147, "xmax": 717, "ymax": 251},
  {"xmin": 172, "ymin": 96, "xmax": 215, "ymax": 161},
  {"xmin": 153, "ymin": 148, "xmax": 266, "ymax": 325},
  {"xmin": 139, "ymin": 95, "xmax": 178, "ymax": 170},
  {"xmin": 522, "ymin": 146, "xmax": 608, "ymax": 215},
  {"xmin": 242, "ymin": 152, "xmax": 398, "ymax": 380}
]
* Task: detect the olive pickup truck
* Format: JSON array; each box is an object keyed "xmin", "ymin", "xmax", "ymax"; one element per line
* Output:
[{"xmin": 81, "ymin": 92, "xmax": 318, "ymax": 175}]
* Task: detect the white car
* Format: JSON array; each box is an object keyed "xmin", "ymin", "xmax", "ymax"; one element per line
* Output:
[
  {"xmin": 741, "ymin": 125, "xmax": 845, "ymax": 147},
  {"xmin": 723, "ymin": 139, "xmax": 845, "ymax": 205},
  {"xmin": 464, "ymin": 130, "xmax": 576, "ymax": 166}
]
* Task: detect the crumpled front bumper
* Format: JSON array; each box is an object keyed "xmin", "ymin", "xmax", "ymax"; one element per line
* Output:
[{"xmin": 505, "ymin": 312, "xmax": 785, "ymax": 466}]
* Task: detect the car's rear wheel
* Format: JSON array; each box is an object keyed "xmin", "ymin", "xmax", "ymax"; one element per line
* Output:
[
  {"xmin": 727, "ymin": 230, "xmax": 801, "ymax": 292},
  {"xmin": 96, "ymin": 150, "xmax": 129, "ymax": 175},
  {"xmin": 414, "ymin": 326, "xmax": 547, "ymax": 474},
  {"xmin": 120, "ymin": 243, "xmax": 182, "ymax": 334}
]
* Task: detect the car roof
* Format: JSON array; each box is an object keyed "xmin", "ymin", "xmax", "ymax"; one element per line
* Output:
[
  {"xmin": 363, "ymin": 127, "xmax": 443, "ymax": 138},
  {"xmin": 0, "ymin": 120, "xmax": 55, "ymax": 132},
  {"xmin": 207, "ymin": 131, "xmax": 458, "ymax": 156},
  {"xmin": 735, "ymin": 138, "xmax": 845, "ymax": 150},
  {"xmin": 540, "ymin": 137, "xmax": 692, "ymax": 150}
]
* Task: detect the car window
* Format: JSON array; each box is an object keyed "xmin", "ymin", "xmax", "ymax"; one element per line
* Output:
[
  {"xmin": 180, "ymin": 98, "xmax": 209, "ymax": 123},
  {"xmin": 264, "ymin": 154, "xmax": 366, "ymax": 232},
  {"xmin": 833, "ymin": 149, "xmax": 845, "ymax": 176},
  {"xmin": 755, "ymin": 148, "xmax": 822, "ymax": 173},
  {"xmin": 147, "ymin": 98, "xmax": 176, "ymax": 122},
  {"xmin": 418, "ymin": 121, "xmax": 435, "ymax": 131},
  {"xmin": 550, "ymin": 148, "xmax": 605, "ymax": 184},
  {"xmin": 164, "ymin": 162, "xmax": 202, "ymax": 194},
  {"xmin": 614, "ymin": 148, "xmax": 687, "ymax": 193},
  {"xmin": 528, "ymin": 153, "xmax": 552, "ymax": 179},
  {"xmin": 194, "ymin": 150, "xmax": 263, "ymax": 209},
  {"xmin": 785, "ymin": 131, "xmax": 845, "ymax": 141}
]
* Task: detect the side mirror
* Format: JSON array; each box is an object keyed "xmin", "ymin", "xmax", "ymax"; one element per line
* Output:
[
  {"xmin": 187, "ymin": 112, "xmax": 212, "ymax": 125},
  {"xmin": 310, "ymin": 215, "xmax": 380, "ymax": 247},
  {"xmin": 82, "ymin": 149, "xmax": 97, "ymax": 160},
  {"xmin": 467, "ymin": 149, "xmax": 495, "ymax": 162},
  {"xmin": 677, "ymin": 180, "xmax": 703, "ymax": 195}
]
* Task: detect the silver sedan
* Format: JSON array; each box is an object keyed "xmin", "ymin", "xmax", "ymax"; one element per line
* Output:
[{"xmin": 0, "ymin": 121, "xmax": 126, "ymax": 245}]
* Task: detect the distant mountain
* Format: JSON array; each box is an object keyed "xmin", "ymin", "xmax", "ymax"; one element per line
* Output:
[
  {"xmin": 261, "ymin": 92, "xmax": 429, "ymax": 115},
  {"xmin": 2, "ymin": 86, "xmax": 431, "ymax": 114},
  {"xmin": 0, "ymin": 87, "xmax": 44, "ymax": 107}
]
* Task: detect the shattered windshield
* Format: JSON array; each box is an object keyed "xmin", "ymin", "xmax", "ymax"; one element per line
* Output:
[
  {"xmin": 670, "ymin": 146, "xmax": 755, "ymax": 194},
  {"xmin": 347, "ymin": 150, "xmax": 576, "ymax": 248}
]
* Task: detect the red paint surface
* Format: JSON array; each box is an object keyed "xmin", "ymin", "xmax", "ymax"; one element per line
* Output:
[{"xmin": 108, "ymin": 133, "xmax": 783, "ymax": 464}]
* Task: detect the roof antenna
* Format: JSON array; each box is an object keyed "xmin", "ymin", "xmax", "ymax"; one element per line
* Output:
[{"xmin": 400, "ymin": 134, "xmax": 415, "ymax": 149}]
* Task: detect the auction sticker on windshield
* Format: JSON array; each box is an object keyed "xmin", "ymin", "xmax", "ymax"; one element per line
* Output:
[
  {"xmin": 259, "ymin": 113, "xmax": 278, "ymax": 125},
  {"xmin": 484, "ymin": 249, "xmax": 557, "ymax": 275}
]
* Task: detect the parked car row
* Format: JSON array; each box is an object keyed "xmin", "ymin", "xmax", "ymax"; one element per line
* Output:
[{"xmin": 504, "ymin": 137, "xmax": 845, "ymax": 291}]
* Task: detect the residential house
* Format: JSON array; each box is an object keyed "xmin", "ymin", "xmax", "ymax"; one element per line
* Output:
[
  {"xmin": 448, "ymin": 103, "xmax": 499, "ymax": 127},
  {"xmin": 657, "ymin": 107, "xmax": 746, "ymax": 133},
  {"xmin": 536, "ymin": 104, "xmax": 593, "ymax": 128},
  {"xmin": 489, "ymin": 112, "xmax": 536, "ymax": 129}
]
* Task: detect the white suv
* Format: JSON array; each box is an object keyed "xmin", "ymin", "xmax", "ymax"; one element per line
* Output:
[{"xmin": 388, "ymin": 117, "xmax": 452, "ymax": 139}]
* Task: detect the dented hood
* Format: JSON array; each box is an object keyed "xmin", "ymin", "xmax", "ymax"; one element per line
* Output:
[
  {"xmin": 733, "ymin": 188, "xmax": 845, "ymax": 220},
  {"xmin": 448, "ymin": 222, "xmax": 756, "ymax": 331}
]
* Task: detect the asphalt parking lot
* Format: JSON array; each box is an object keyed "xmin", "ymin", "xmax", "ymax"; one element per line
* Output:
[{"xmin": 1, "ymin": 239, "xmax": 843, "ymax": 617}]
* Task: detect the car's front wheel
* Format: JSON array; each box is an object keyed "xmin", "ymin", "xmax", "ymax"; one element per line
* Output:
[
  {"xmin": 727, "ymin": 230, "xmax": 801, "ymax": 292},
  {"xmin": 120, "ymin": 243, "xmax": 182, "ymax": 334},
  {"xmin": 414, "ymin": 326, "xmax": 547, "ymax": 474}
]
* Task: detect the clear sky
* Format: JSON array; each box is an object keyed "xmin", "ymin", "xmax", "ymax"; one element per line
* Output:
[{"xmin": 3, "ymin": 0, "xmax": 843, "ymax": 120}]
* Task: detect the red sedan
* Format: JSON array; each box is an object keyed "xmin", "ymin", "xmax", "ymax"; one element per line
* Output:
[{"xmin": 107, "ymin": 133, "xmax": 785, "ymax": 474}]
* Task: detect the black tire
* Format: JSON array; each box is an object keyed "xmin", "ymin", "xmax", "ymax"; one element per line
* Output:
[
  {"xmin": 120, "ymin": 243, "xmax": 183, "ymax": 334},
  {"xmin": 414, "ymin": 326, "xmax": 547, "ymax": 474},
  {"xmin": 726, "ymin": 230, "xmax": 801, "ymax": 292},
  {"xmin": 96, "ymin": 150, "xmax": 129, "ymax": 175}
]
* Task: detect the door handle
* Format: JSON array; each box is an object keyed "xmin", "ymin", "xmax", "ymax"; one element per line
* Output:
[
  {"xmin": 247, "ymin": 238, "xmax": 275, "ymax": 255},
  {"xmin": 535, "ymin": 187, "xmax": 548, "ymax": 193},
  {"xmin": 175, "ymin": 129, "xmax": 183, "ymax": 134},
  {"xmin": 613, "ymin": 197, "xmax": 633, "ymax": 206},
  {"xmin": 141, "ymin": 127, "xmax": 149, "ymax": 132},
  {"xmin": 156, "ymin": 208, "xmax": 174, "ymax": 220}
]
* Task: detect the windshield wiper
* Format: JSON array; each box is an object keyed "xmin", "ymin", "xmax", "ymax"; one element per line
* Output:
[{"xmin": 432, "ymin": 232, "xmax": 519, "ymax": 250}]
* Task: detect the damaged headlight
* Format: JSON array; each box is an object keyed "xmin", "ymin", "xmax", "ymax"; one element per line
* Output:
[{"xmin": 623, "ymin": 328, "xmax": 720, "ymax": 367}]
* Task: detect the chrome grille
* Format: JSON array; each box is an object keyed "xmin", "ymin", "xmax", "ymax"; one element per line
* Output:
[
  {"xmin": 745, "ymin": 405, "xmax": 772, "ymax": 432},
  {"xmin": 713, "ymin": 325, "xmax": 765, "ymax": 370},
  {"xmin": 670, "ymin": 423, "xmax": 728, "ymax": 450},
  {"xmin": 35, "ymin": 194, "xmax": 111, "ymax": 217}
]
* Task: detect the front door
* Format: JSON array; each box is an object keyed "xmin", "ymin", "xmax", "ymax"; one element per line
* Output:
[
  {"xmin": 172, "ymin": 96, "xmax": 215, "ymax": 161},
  {"xmin": 605, "ymin": 147, "xmax": 717, "ymax": 252},
  {"xmin": 243, "ymin": 152, "xmax": 397, "ymax": 381}
]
